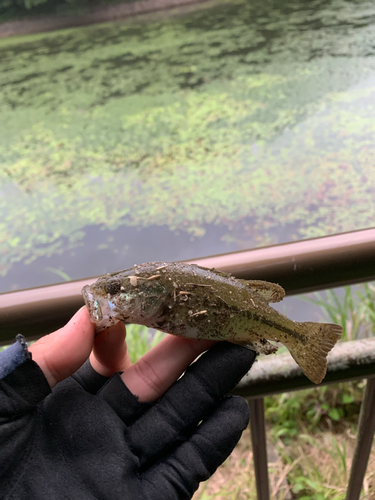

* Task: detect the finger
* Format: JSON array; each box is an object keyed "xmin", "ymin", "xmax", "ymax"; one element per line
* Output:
[
  {"xmin": 28, "ymin": 307, "xmax": 95, "ymax": 388},
  {"xmin": 121, "ymin": 335, "xmax": 216, "ymax": 402},
  {"xmin": 128, "ymin": 342, "xmax": 256, "ymax": 466},
  {"xmin": 90, "ymin": 321, "xmax": 131, "ymax": 377},
  {"xmin": 141, "ymin": 396, "xmax": 250, "ymax": 500}
]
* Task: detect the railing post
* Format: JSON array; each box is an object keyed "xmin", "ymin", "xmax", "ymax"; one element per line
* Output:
[
  {"xmin": 346, "ymin": 377, "xmax": 375, "ymax": 500},
  {"xmin": 249, "ymin": 397, "xmax": 270, "ymax": 500}
]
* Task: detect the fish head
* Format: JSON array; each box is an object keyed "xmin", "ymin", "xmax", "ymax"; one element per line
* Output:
[
  {"xmin": 82, "ymin": 273, "xmax": 169, "ymax": 332},
  {"xmin": 82, "ymin": 281, "xmax": 113, "ymax": 331}
]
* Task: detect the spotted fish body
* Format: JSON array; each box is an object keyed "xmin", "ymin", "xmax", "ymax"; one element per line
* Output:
[{"xmin": 82, "ymin": 262, "xmax": 342, "ymax": 384}]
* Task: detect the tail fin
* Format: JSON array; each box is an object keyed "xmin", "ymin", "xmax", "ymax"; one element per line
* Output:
[{"xmin": 288, "ymin": 322, "xmax": 342, "ymax": 384}]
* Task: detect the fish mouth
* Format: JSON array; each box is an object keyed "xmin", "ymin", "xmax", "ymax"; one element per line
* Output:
[
  {"xmin": 82, "ymin": 285, "xmax": 103, "ymax": 323},
  {"xmin": 82, "ymin": 285, "xmax": 121, "ymax": 332}
]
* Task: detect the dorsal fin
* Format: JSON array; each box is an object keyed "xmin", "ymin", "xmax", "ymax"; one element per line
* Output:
[
  {"xmin": 209, "ymin": 267, "xmax": 232, "ymax": 278},
  {"xmin": 242, "ymin": 280, "xmax": 285, "ymax": 303}
]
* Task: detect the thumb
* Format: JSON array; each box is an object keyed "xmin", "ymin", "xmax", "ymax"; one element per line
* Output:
[{"xmin": 29, "ymin": 307, "xmax": 95, "ymax": 388}]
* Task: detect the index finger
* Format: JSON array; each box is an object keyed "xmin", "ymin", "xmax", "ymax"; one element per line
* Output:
[{"xmin": 121, "ymin": 335, "xmax": 216, "ymax": 402}]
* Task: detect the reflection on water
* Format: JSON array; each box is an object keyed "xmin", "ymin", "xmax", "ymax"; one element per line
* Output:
[
  {"xmin": 1, "ymin": 223, "xmax": 238, "ymax": 292},
  {"xmin": 0, "ymin": 0, "xmax": 375, "ymax": 294}
]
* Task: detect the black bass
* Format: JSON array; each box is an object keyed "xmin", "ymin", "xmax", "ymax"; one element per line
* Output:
[{"xmin": 82, "ymin": 262, "xmax": 342, "ymax": 384}]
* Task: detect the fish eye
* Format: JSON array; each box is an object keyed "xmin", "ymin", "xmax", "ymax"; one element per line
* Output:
[{"xmin": 104, "ymin": 280, "xmax": 121, "ymax": 295}]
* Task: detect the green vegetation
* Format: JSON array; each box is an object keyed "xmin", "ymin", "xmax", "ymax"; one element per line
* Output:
[
  {"xmin": 0, "ymin": 0, "xmax": 117, "ymax": 8},
  {"xmin": 0, "ymin": 0, "xmax": 133, "ymax": 24},
  {"xmin": 0, "ymin": 0, "xmax": 50, "ymax": 9},
  {"xmin": 1, "ymin": 282, "xmax": 375, "ymax": 498},
  {"xmin": 125, "ymin": 324, "xmax": 165, "ymax": 363},
  {"xmin": 1, "ymin": 0, "xmax": 375, "ymax": 289},
  {"xmin": 121, "ymin": 283, "xmax": 375, "ymax": 499},
  {"xmin": 265, "ymin": 381, "xmax": 363, "ymax": 442},
  {"xmin": 1, "ymin": 2, "xmax": 375, "ymax": 493},
  {"xmin": 193, "ymin": 429, "xmax": 373, "ymax": 500},
  {"xmin": 301, "ymin": 283, "xmax": 375, "ymax": 341},
  {"xmin": 193, "ymin": 282, "xmax": 375, "ymax": 499}
]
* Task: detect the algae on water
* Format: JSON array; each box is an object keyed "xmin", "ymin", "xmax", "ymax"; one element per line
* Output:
[{"xmin": 1, "ymin": 0, "xmax": 375, "ymax": 288}]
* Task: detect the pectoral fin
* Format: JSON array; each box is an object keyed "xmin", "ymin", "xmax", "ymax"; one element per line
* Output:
[{"xmin": 242, "ymin": 280, "xmax": 285, "ymax": 303}]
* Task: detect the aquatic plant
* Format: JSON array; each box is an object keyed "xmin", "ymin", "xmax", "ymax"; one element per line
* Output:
[{"xmin": 1, "ymin": 0, "xmax": 375, "ymax": 290}]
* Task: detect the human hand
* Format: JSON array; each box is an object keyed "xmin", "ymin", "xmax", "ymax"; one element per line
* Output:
[
  {"xmin": 1, "ymin": 307, "xmax": 257, "ymax": 500},
  {"xmin": 28, "ymin": 306, "xmax": 218, "ymax": 401}
]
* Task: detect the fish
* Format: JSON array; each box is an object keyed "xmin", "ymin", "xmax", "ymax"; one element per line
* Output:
[{"xmin": 82, "ymin": 261, "xmax": 342, "ymax": 384}]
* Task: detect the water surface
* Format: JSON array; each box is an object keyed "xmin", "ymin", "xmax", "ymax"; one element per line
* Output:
[{"xmin": 0, "ymin": 0, "xmax": 374, "ymax": 300}]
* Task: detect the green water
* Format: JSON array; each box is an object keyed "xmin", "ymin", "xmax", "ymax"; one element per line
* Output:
[{"xmin": 1, "ymin": 0, "xmax": 375, "ymax": 293}]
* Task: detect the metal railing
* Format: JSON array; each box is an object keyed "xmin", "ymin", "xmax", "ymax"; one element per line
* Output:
[
  {"xmin": 1, "ymin": 226, "xmax": 375, "ymax": 498},
  {"xmin": 1, "ymin": 226, "xmax": 375, "ymax": 344}
]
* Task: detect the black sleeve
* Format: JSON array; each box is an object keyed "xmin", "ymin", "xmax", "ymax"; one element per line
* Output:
[{"xmin": 0, "ymin": 336, "xmax": 51, "ymax": 491}]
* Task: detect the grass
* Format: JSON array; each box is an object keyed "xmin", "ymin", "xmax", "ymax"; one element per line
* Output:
[
  {"xmin": 193, "ymin": 423, "xmax": 375, "ymax": 500},
  {"xmin": 192, "ymin": 283, "xmax": 375, "ymax": 499},
  {"xmin": 265, "ymin": 382, "xmax": 364, "ymax": 441},
  {"xmin": 125, "ymin": 323, "xmax": 165, "ymax": 363},
  {"xmin": 121, "ymin": 283, "xmax": 375, "ymax": 499},
  {"xmin": 191, "ymin": 381, "xmax": 375, "ymax": 500},
  {"xmin": 301, "ymin": 283, "xmax": 375, "ymax": 342}
]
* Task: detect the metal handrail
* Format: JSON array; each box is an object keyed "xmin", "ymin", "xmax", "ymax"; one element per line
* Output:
[
  {"xmin": 233, "ymin": 338, "xmax": 375, "ymax": 398},
  {"xmin": 1, "ymin": 226, "xmax": 375, "ymax": 343}
]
